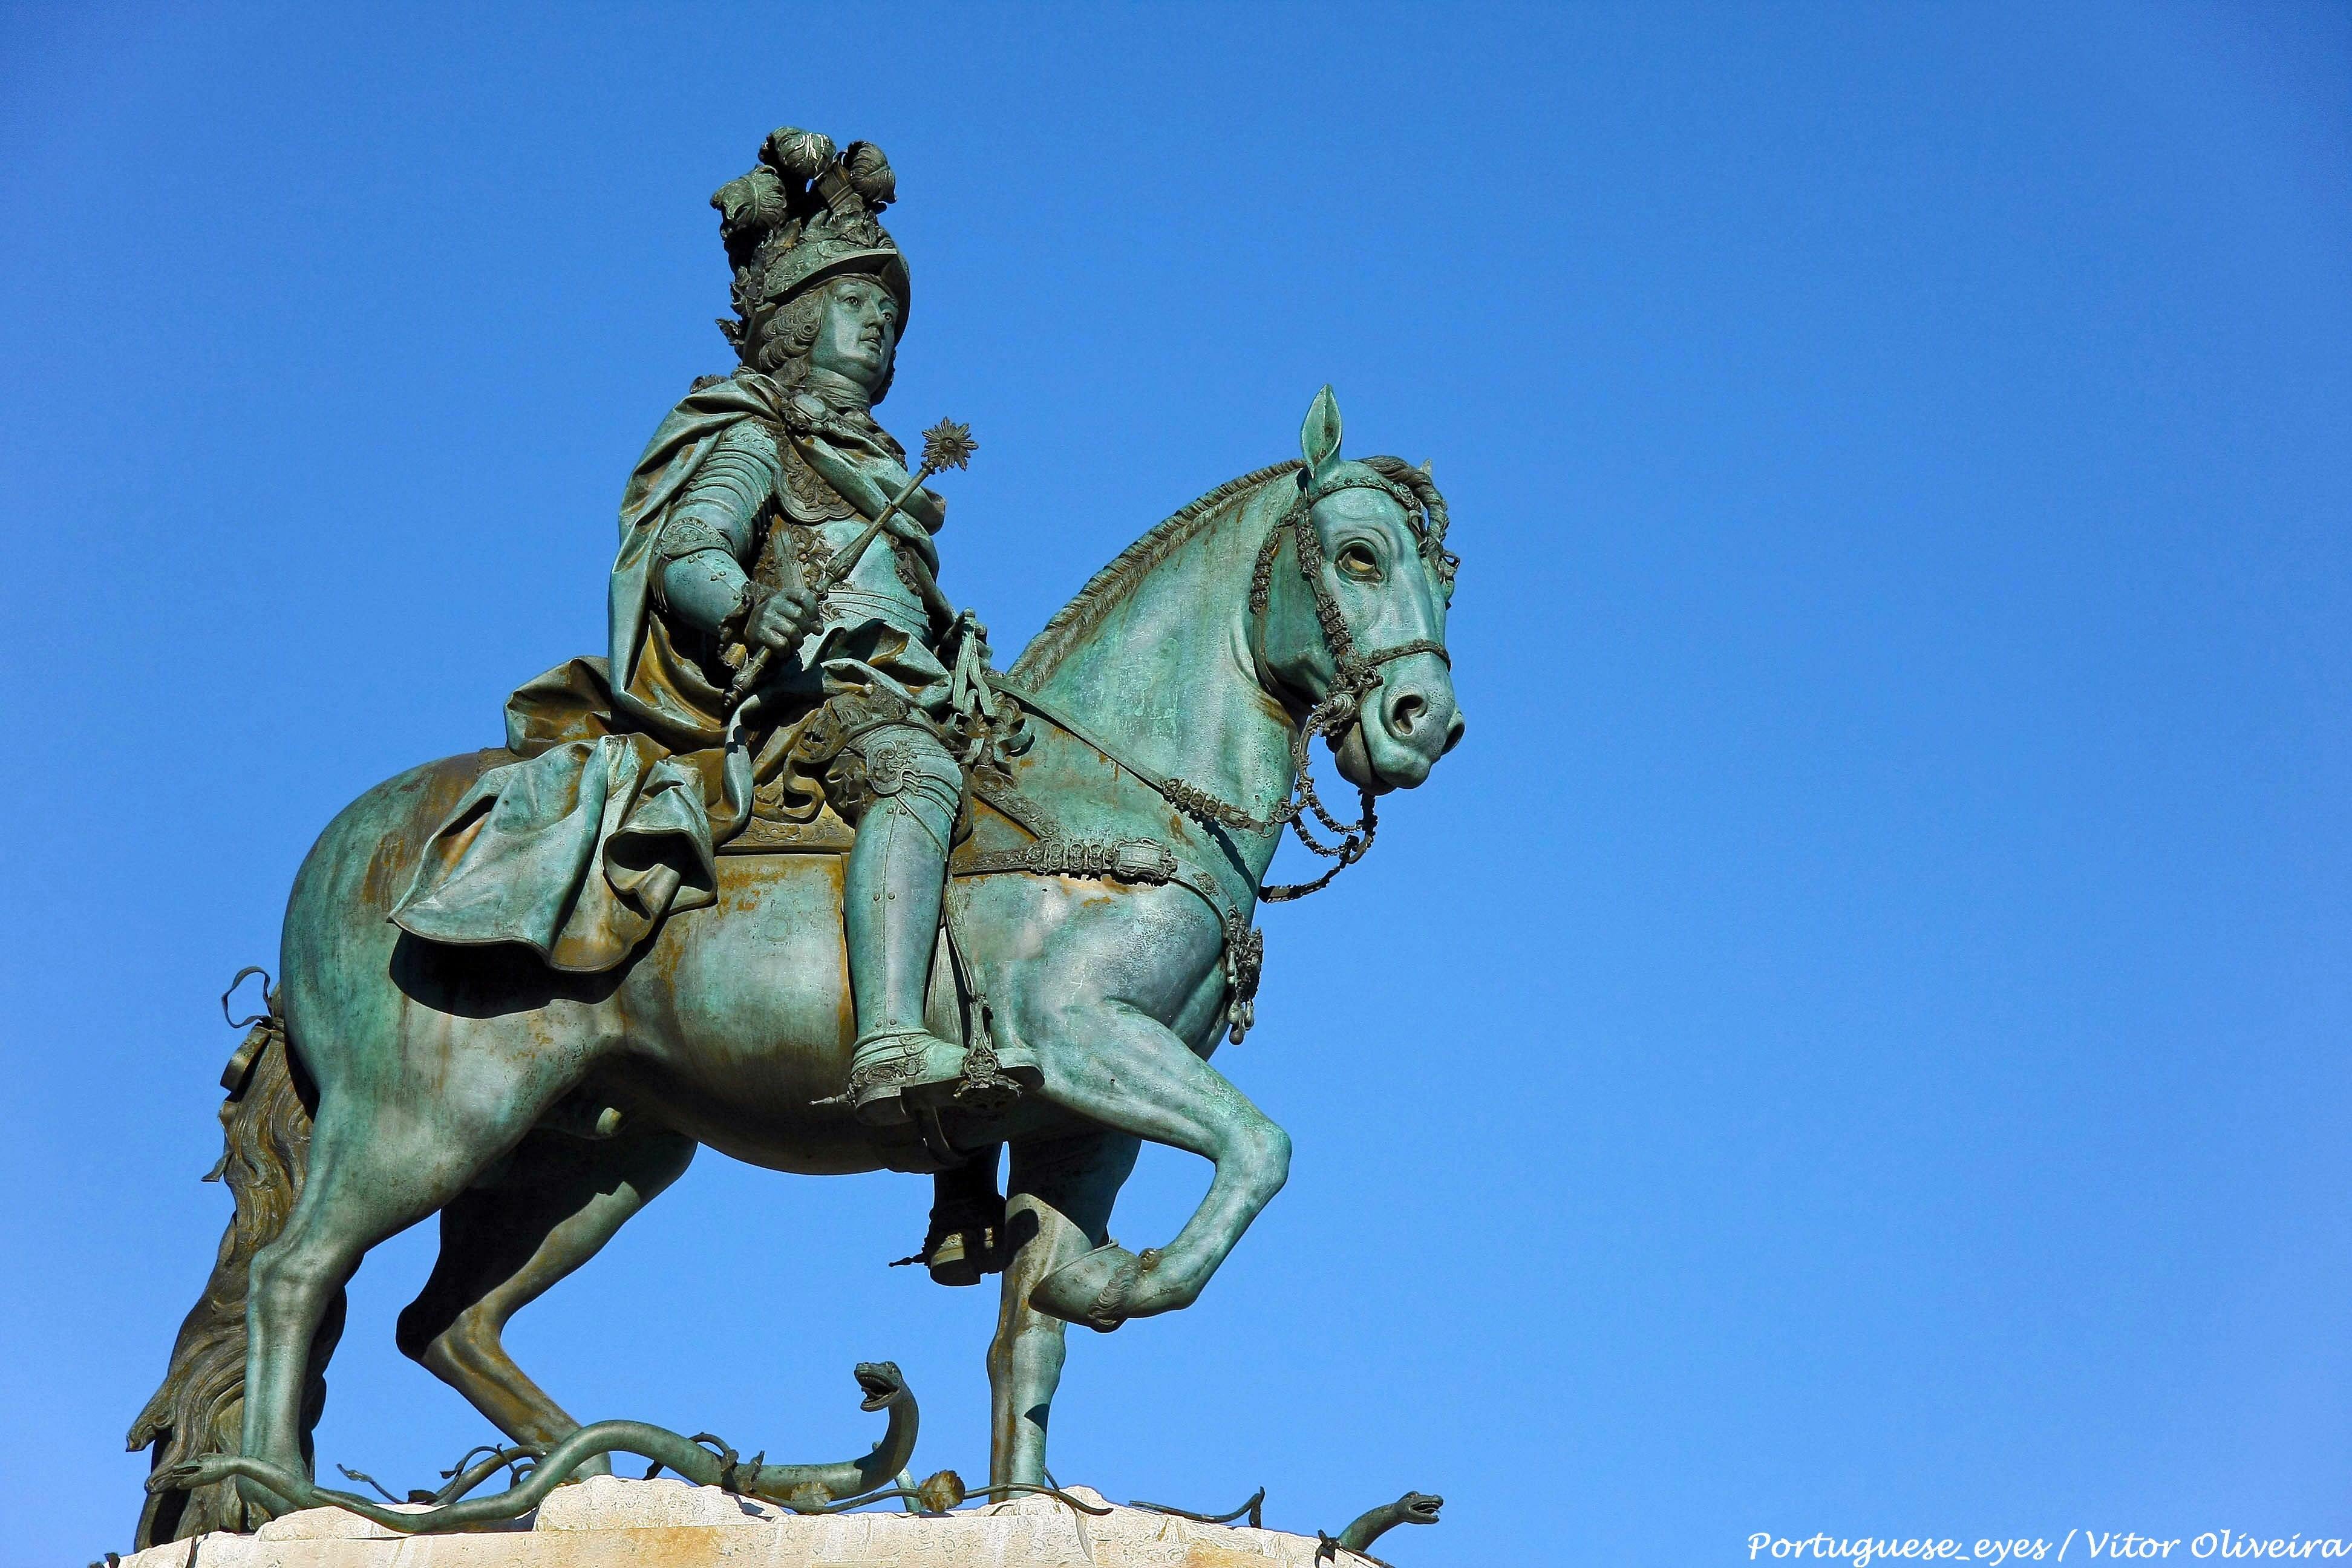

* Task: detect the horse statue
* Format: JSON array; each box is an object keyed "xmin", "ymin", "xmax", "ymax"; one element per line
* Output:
[{"xmin": 128, "ymin": 387, "xmax": 1464, "ymax": 1545}]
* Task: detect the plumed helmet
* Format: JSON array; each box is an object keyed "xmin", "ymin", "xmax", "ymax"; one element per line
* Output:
[{"xmin": 711, "ymin": 127, "xmax": 910, "ymax": 361}]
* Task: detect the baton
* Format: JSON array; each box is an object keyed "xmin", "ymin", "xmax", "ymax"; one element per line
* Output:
[{"xmin": 725, "ymin": 419, "xmax": 975, "ymax": 710}]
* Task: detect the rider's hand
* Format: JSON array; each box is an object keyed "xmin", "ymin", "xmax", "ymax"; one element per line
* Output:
[{"xmin": 748, "ymin": 581, "xmax": 820, "ymax": 651}]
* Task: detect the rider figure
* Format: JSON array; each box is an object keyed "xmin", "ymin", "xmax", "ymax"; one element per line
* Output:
[
  {"xmin": 650, "ymin": 132, "xmax": 1039, "ymax": 1128},
  {"xmin": 393, "ymin": 129, "xmax": 1024, "ymax": 1264}
]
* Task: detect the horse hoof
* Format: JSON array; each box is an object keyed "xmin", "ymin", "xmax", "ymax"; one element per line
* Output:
[{"xmin": 1030, "ymin": 1242, "xmax": 1144, "ymax": 1333}]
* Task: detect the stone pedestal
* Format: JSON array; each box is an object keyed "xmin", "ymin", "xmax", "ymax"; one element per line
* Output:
[{"xmin": 114, "ymin": 1476, "xmax": 1372, "ymax": 1566}]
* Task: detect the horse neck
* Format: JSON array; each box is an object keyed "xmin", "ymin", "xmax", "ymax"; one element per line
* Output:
[{"xmin": 1029, "ymin": 483, "xmax": 1298, "ymax": 884}]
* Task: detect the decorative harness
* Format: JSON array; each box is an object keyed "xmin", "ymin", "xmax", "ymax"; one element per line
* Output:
[{"xmin": 946, "ymin": 468, "xmax": 1455, "ymax": 1057}]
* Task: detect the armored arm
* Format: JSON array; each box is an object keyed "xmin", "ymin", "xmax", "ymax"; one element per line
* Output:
[{"xmin": 655, "ymin": 423, "xmax": 814, "ymax": 650}]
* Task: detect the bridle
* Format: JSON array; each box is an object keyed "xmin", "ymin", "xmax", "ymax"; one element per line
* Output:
[
  {"xmin": 969, "ymin": 466, "xmax": 1457, "ymax": 1044},
  {"xmin": 1177, "ymin": 470, "xmax": 1452, "ymax": 901},
  {"xmin": 990, "ymin": 468, "xmax": 1454, "ymax": 904}
]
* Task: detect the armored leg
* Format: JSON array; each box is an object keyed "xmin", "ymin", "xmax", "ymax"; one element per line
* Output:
[
  {"xmin": 840, "ymin": 721, "xmax": 1036, "ymax": 1125},
  {"xmin": 915, "ymin": 1142, "xmax": 1007, "ymax": 1286}
]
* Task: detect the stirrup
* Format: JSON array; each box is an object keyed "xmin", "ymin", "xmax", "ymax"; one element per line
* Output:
[
  {"xmin": 844, "ymin": 1030, "xmax": 967, "ymax": 1128},
  {"xmin": 913, "ymin": 1031, "xmax": 1042, "ymax": 1120}
]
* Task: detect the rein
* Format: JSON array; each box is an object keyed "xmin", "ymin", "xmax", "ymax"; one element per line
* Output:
[
  {"xmin": 956, "ymin": 475, "xmax": 1454, "ymax": 1045},
  {"xmin": 992, "ymin": 479, "xmax": 1451, "ymax": 904}
]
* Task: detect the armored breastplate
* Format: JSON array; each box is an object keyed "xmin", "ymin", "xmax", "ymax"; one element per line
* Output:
[
  {"xmin": 760, "ymin": 428, "xmax": 929, "ymax": 639},
  {"xmin": 813, "ymin": 516, "xmax": 928, "ymax": 636},
  {"xmin": 775, "ymin": 424, "xmax": 858, "ymax": 525}
]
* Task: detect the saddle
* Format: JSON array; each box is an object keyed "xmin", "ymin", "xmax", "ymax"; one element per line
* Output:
[
  {"xmin": 716, "ymin": 684, "xmax": 1053, "ymax": 857},
  {"xmin": 717, "ymin": 681, "xmax": 1265, "ymax": 1046}
]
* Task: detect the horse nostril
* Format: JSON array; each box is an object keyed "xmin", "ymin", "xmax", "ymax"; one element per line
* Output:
[
  {"xmin": 1442, "ymin": 712, "xmax": 1466, "ymax": 755},
  {"xmin": 1388, "ymin": 691, "xmax": 1426, "ymax": 736}
]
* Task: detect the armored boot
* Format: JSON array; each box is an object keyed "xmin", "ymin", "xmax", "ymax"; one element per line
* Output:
[
  {"xmin": 841, "ymin": 725, "xmax": 1037, "ymax": 1126},
  {"xmin": 893, "ymin": 1144, "xmax": 1009, "ymax": 1287}
]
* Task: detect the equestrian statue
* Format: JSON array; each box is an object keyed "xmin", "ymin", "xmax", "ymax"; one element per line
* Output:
[{"xmin": 127, "ymin": 125, "xmax": 1466, "ymax": 1548}]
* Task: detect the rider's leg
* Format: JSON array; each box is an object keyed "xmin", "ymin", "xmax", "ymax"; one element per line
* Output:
[
  {"xmin": 841, "ymin": 722, "xmax": 961, "ymax": 1125},
  {"xmin": 913, "ymin": 1142, "xmax": 1007, "ymax": 1287},
  {"xmin": 841, "ymin": 722, "xmax": 1036, "ymax": 1125}
]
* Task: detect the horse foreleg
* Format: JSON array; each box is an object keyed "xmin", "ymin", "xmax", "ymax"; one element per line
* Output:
[
  {"xmin": 397, "ymin": 1121, "xmax": 696, "ymax": 1466},
  {"xmin": 988, "ymin": 1130, "xmax": 1137, "ymax": 1489},
  {"xmin": 1022, "ymin": 1007, "xmax": 1291, "ymax": 1328}
]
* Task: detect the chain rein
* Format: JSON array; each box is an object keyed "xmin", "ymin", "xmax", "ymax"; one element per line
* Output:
[
  {"xmin": 1168, "ymin": 481, "xmax": 1451, "ymax": 903},
  {"xmin": 960, "ymin": 479, "xmax": 1448, "ymax": 1043}
]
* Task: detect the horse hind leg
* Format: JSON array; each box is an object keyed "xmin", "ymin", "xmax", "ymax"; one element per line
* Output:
[
  {"xmin": 131, "ymin": 1024, "xmax": 337, "ymax": 1546},
  {"xmin": 397, "ymin": 1120, "xmax": 696, "ymax": 1461},
  {"xmin": 238, "ymin": 1040, "xmax": 578, "ymax": 1510}
]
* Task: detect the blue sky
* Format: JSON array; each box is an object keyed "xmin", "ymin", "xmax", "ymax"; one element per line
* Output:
[{"xmin": 2, "ymin": 5, "xmax": 2348, "ymax": 1564}]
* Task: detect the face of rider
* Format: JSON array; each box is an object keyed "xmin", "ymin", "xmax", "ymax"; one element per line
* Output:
[{"xmin": 805, "ymin": 275, "xmax": 899, "ymax": 399}]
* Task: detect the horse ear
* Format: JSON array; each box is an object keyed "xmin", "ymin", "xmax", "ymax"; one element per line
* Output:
[{"xmin": 1300, "ymin": 385, "xmax": 1343, "ymax": 483}]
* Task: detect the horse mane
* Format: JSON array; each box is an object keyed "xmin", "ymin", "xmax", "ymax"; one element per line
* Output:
[{"xmin": 1010, "ymin": 460, "xmax": 1302, "ymax": 684}]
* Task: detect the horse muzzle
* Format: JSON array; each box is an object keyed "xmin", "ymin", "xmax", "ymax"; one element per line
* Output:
[{"xmin": 1332, "ymin": 662, "xmax": 1464, "ymax": 793}]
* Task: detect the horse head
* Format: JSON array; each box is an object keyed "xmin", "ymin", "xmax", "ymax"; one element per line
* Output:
[{"xmin": 1251, "ymin": 386, "xmax": 1465, "ymax": 792}]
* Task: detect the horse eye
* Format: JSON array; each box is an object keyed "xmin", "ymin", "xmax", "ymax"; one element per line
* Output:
[{"xmin": 1336, "ymin": 543, "xmax": 1380, "ymax": 581}]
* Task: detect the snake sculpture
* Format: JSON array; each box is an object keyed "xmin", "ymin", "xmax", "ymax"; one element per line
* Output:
[
  {"xmin": 155, "ymin": 1358, "xmax": 1434, "ymax": 1558},
  {"xmin": 149, "ymin": 1363, "xmax": 923, "ymax": 1532},
  {"xmin": 1330, "ymin": 1490, "xmax": 1446, "ymax": 1560},
  {"xmin": 1141, "ymin": 1483, "xmax": 1444, "ymax": 1561}
]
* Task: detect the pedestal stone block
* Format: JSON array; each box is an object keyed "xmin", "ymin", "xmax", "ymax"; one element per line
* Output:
[{"xmin": 111, "ymin": 1476, "xmax": 1379, "ymax": 1567}]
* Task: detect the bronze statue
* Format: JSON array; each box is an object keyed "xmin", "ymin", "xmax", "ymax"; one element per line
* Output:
[{"xmin": 130, "ymin": 125, "xmax": 1465, "ymax": 1549}]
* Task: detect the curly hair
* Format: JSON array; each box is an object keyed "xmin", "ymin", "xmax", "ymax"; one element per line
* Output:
[{"xmin": 752, "ymin": 287, "xmax": 831, "ymax": 374}]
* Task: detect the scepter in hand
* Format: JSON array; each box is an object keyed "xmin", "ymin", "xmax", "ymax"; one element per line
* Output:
[{"xmin": 727, "ymin": 419, "xmax": 977, "ymax": 709}]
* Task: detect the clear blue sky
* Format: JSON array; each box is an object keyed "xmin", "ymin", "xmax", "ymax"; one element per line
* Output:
[{"xmin": 3, "ymin": 5, "xmax": 2348, "ymax": 1564}]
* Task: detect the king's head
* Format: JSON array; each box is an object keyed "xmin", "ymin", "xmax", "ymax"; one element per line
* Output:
[{"xmin": 711, "ymin": 127, "xmax": 912, "ymax": 404}]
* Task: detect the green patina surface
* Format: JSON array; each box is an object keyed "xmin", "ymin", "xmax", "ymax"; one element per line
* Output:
[{"xmin": 128, "ymin": 123, "xmax": 1465, "ymax": 1552}]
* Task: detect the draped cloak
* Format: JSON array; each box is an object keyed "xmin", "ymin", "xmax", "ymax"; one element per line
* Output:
[{"xmin": 390, "ymin": 371, "xmax": 948, "ymax": 973}]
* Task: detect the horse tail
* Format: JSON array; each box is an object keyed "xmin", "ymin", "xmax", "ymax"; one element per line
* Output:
[{"xmin": 127, "ymin": 978, "xmax": 339, "ymax": 1549}]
